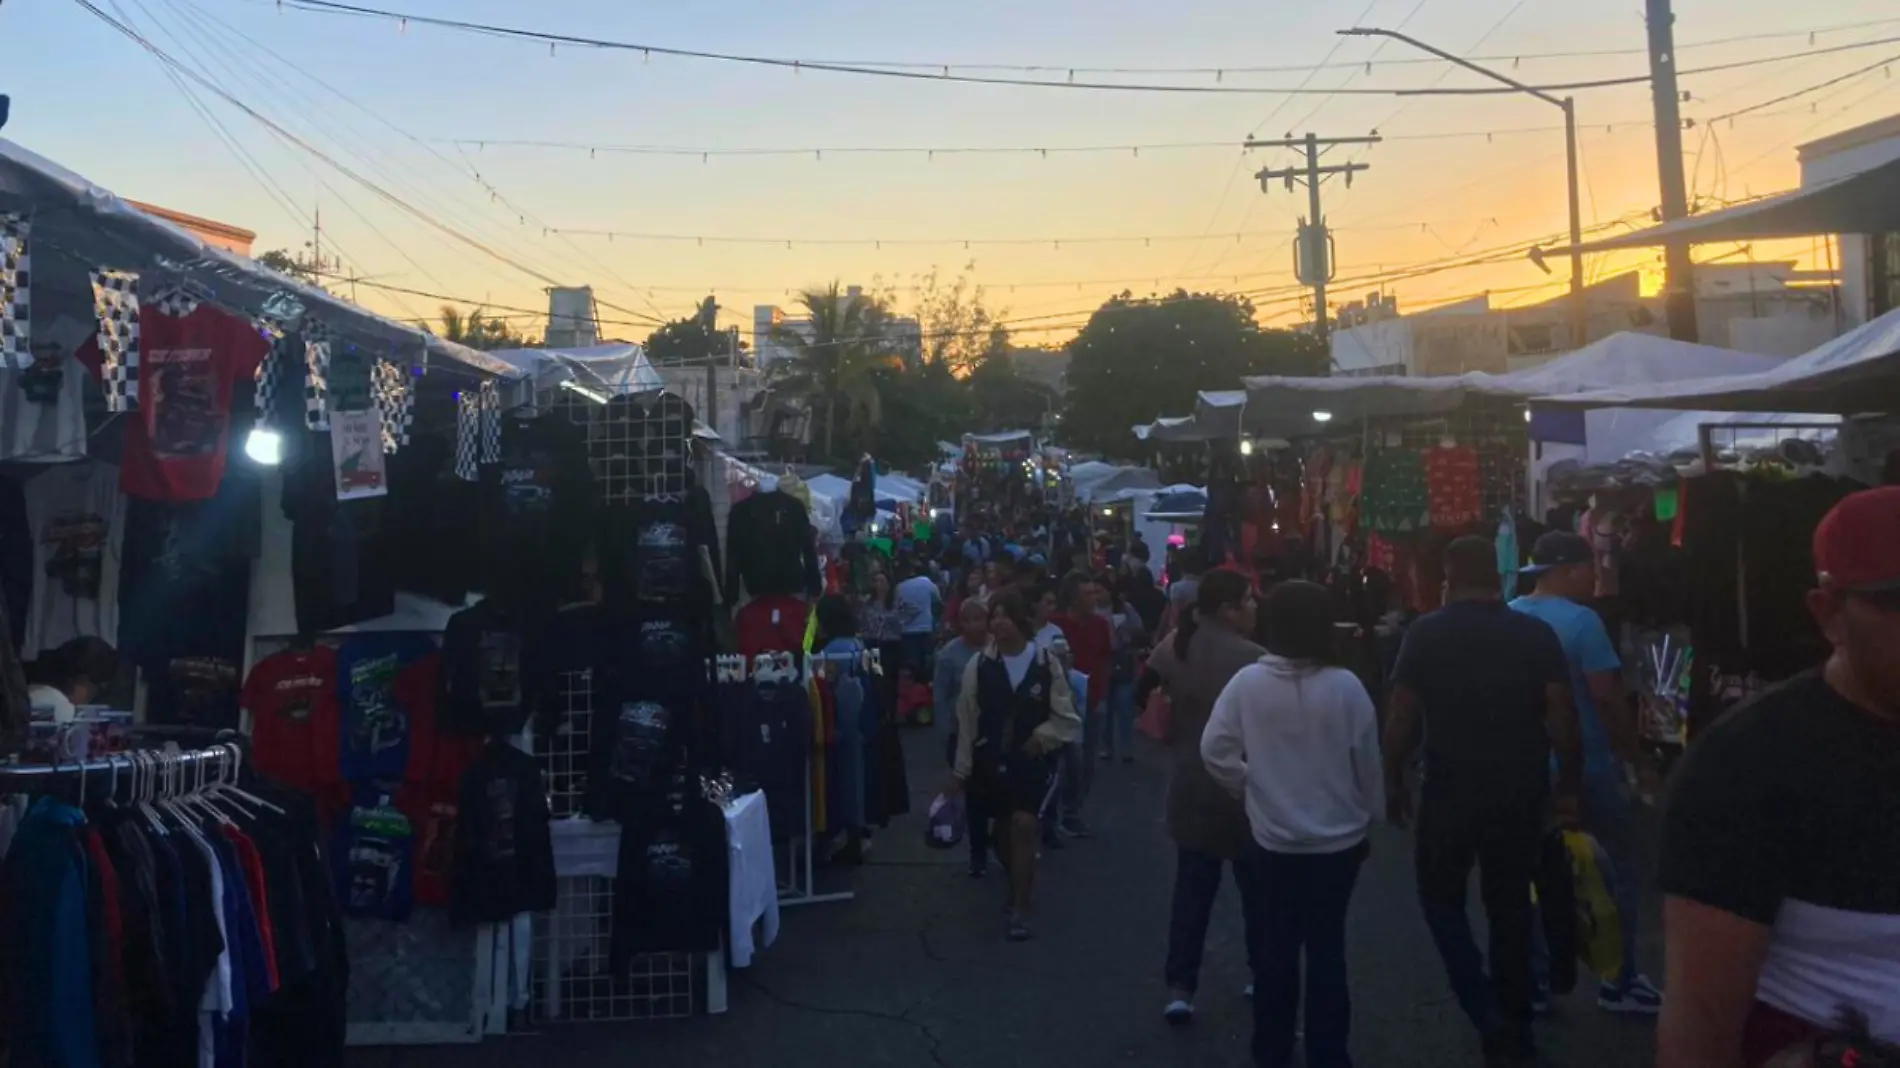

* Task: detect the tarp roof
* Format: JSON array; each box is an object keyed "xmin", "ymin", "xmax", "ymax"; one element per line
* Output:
[
  {"xmin": 484, "ymin": 343, "xmax": 665, "ymax": 395},
  {"xmin": 805, "ymin": 471, "xmax": 928, "ymax": 509},
  {"xmin": 0, "ymin": 137, "xmax": 506, "ymax": 379},
  {"xmin": 1546, "ymin": 156, "xmax": 1900, "ymax": 256},
  {"xmin": 1239, "ymin": 332, "xmax": 1784, "ymax": 435},
  {"xmin": 1073, "ymin": 463, "xmax": 1163, "ymax": 503},
  {"xmin": 1535, "ymin": 306, "xmax": 1900, "ymax": 414}
]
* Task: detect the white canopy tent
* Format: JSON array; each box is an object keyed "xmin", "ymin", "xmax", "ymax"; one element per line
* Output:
[
  {"xmin": 484, "ymin": 343, "xmax": 665, "ymax": 397},
  {"xmin": 1533, "ymin": 306, "xmax": 1900, "ymax": 415},
  {"xmin": 0, "ymin": 138, "xmax": 506, "ymax": 379}
]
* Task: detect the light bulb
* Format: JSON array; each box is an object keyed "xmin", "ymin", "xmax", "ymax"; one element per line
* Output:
[
  {"xmin": 1312, "ymin": 410, "xmax": 1334, "ymax": 423},
  {"xmin": 244, "ymin": 427, "xmax": 283, "ymax": 466},
  {"xmin": 1239, "ymin": 439, "xmax": 1255, "ymax": 455}
]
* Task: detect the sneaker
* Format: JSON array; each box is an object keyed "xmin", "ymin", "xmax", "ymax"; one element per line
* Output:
[
  {"xmin": 1163, "ymin": 998, "xmax": 1195, "ymax": 1026},
  {"xmin": 968, "ymin": 863, "xmax": 987, "ymax": 879},
  {"xmin": 1598, "ymin": 975, "xmax": 1663, "ymax": 1014},
  {"xmin": 1531, "ymin": 986, "xmax": 1550, "ymax": 1016},
  {"xmin": 1243, "ymin": 983, "xmax": 1254, "ymax": 999},
  {"xmin": 1006, "ymin": 916, "xmax": 1034, "ymax": 942},
  {"xmin": 1061, "ymin": 816, "xmax": 1093, "ymax": 839}
]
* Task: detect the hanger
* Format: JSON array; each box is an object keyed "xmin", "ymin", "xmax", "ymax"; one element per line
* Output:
[{"xmin": 214, "ymin": 743, "xmax": 284, "ymax": 816}]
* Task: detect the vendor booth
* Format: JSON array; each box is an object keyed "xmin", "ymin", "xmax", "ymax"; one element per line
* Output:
[{"xmin": 0, "ymin": 138, "xmax": 865, "ymax": 1062}]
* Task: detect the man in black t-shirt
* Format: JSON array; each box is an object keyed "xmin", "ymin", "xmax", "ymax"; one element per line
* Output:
[
  {"xmin": 1383, "ymin": 536, "xmax": 1582, "ymax": 1068},
  {"xmin": 1659, "ymin": 487, "xmax": 1900, "ymax": 1068}
]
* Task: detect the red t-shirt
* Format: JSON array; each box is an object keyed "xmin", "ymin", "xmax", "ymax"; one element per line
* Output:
[
  {"xmin": 243, "ymin": 646, "xmax": 346, "ymax": 810},
  {"xmin": 1054, "ymin": 612, "xmax": 1113, "ymax": 710},
  {"xmin": 78, "ymin": 303, "xmax": 269, "ymax": 501},
  {"xmin": 395, "ymin": 654, "xmax": 483, "ymax": 908},
  {"xmin": 735, "ymin": 594, "xmax": 810, "ymax": 659}
]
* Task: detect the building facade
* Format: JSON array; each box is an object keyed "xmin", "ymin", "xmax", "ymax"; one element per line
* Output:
[{"xmin": 1798, "ymin": 113, "xmax": 1900, "ymax": 328}]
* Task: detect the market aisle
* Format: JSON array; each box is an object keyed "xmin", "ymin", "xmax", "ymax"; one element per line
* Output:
[{"xmin": 349, "ymin": 724, "xmax": 1664, "ymax": 1068}]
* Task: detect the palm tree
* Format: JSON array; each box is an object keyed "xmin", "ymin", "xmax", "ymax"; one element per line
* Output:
[
  {"xmin": 766, "ymin": 283, "xmax": 902, "ymax": 460},
  {"xmin": 437, "ymin": 304, "xmax": 535, "ymax": 350}
]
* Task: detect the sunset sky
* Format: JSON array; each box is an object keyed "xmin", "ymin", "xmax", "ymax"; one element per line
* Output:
[{"xmin": 9, "ymin": 0, "xmax": 1900, "ymax": 345}]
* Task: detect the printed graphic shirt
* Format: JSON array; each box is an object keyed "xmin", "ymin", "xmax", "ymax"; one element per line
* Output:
[
  {"xmin": 438, "ymin": 600, "xmax": 550, "ymax": 737},
  {"xmin": 244, "ymin": 646, "xmax": 346, "ymax": 809},
  {"xmin": 331, "ymin": 797, "xmax": 414, "ymax": 921},
  {"xmin": 336, "ymin": 632, "xmax": 436, "ymax": 782},
  {"xmin": 597, "ymin": 484, "xmax": 720, "ymax": 608},
  {"xmin": 0, "ymin": 351, "xmax": 87, "ymax": 462},
  {"xmin": 81, "ymin": 303, "xmax": 270, "ymax": 501},
  {"xmin": 21, "ymin": 461, "xmax": 126, "ymax": 655},
  {"xmin": 479, "ymin": 414, "xmax": 595, "ymax": 608}
]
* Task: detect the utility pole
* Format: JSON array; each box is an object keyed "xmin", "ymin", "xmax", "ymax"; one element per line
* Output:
[
  {"xmin": 1645, "ymin": 0, "xmax": 1700, "ymax": 341},
  {"xmin": 1247, "ymin": 132, "xmax": 1379, "ymax": 343}
]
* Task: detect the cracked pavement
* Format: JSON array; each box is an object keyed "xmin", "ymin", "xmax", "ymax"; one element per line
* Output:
[{"xmin": 349, "ymin": 725, "xmax": 1663, "ymax": 1068}]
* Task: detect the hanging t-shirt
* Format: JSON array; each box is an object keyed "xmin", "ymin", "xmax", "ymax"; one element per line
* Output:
[
  {"xmin": 587, "ymin": 609, "xmax": 713, "ymax": 820},
  {"xmin": 480, "ymin": 413, "xmax": 595, "ymax": 609},
  {"xmin": 331, "ymin": 797, "xmax": 414, "ymax": 921},
  {"xmin": 116, "ymin": 466, "xmax": 259, "ymax": 662},
  {"xmin": 244, "ymin": 646, "xmax": 347, "ymax": 809},
  {"xmin": 448, "ymin": 741, "xmax": 556, "ymax": 925},
  {"xmin": 1362, "ymin": 450, "xmax": 1429, "ymax": 534},
  {"xmin": 1425, "ymin": 445, "xmax": 1484, "ymax": 530},
  {"xmin": 21, "ymin": 461, "xmax": 126, "ymax": 656},
  {"xmin": 385, "ymin": 431, "xmax": 480, "ymax": 606},
  {"xmin": 610, "ymin": 775, "xmax": 729, "ymax": 964},
  {"xmin": 0, "ymin": 352, "xmax": 87, "ymax": 462},
  {"xmin": 336, "ymin": 632, "xmax": 436, "ymax": 783},
  {"xmin": 437, "ymin": 600, "xmax": 551, "ymax": 737},
  {"xmin": 78, "ymin": 303, "xmax": 270, "ymax": 501},
  {"xmin": 597, "ymin": 484, "xmax": 721, "ymax": 608}
]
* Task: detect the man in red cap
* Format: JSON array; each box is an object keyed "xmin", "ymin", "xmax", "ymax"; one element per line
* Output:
[{"xmin": 1658, "ymin": 486, "xmax": 1900, "ymax": 1068}]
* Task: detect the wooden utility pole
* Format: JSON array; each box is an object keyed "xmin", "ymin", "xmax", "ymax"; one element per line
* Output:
[
  {"xmin": 1247, "ymin": 133, "xmax": 1379, "ymax": 342},
  {"xmin": 1646, "ymin": 0, "xmax": 1700, "ymax": 341}
]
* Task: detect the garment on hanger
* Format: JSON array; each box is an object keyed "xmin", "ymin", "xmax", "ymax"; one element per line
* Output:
[
  {"xmin": 1425, "ymin": 445, "xmax": 1483, "ymax": 530},
  {"xmin": 479, "ymin": 412, "xmax": 595, "ymax": 608},
  {"xmin": 585, "ymin": 606, "xmax": 715, "ymax": 821},
  {"xmin": 596, "ymin": 472, "xmax": 721, "ymax": 609},
  {"xmin": 0, "ymin": 474, "xmax": 28, "ymax": 657},
  {"xmin": 609, "ymin": 773, "xmax": 728, "ymax": 965},
  {"xmin": 437, "ymin": 599, "xmax": 552, "ymax": 737},
  {"xmin": 734, "ymin": 594, "xmax": 810, "ymax": 660},
  {"xmin": 449, "ymin": 740, "xmax": 555, "ymax": 926},
  {"xmin": 0, "ymin": 347, "xmax": 88, "ymax": 463},
  {"xmin": 76, "ymin": 301, "xmax": 270, "ymax": 501},
  {"xmin": 723, "ymin": 489, "xmax": 821, "ymax": 602},
  {"xmin": 336, "ymin": 632, "xmax": 436, "ymax": 784},
  {"xmin": 244, "ymin": 644, "xmax": 347, "ymax": 811},
  {"xmin": 280, "ymin": 426, "xmax": 394, "ymax": 634},
  {"xmin": 20, "ymin": 460, "xmax": 127, "ymax": 655},
  {"xmin": 331, "ymin": 795, "xmax": 414, "ymax": 921},
  {"xmin": 384, "ymin": 431, "xmax": 480, "ymax": 606},
  {"xmin": 720, "ymin": 677, "xmax": 812, "ymax": 842}
]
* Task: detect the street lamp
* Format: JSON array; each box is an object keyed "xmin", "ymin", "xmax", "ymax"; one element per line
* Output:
[{"xmin": 1339, "ymin": 27, "xmax": 1587, "ymax": 350}]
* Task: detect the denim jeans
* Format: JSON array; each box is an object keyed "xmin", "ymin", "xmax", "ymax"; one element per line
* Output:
[
  {"xmin": 1059, "ymin": 704, "xmax": 1103, "ymax": 820},
  {"xmin": 1105, "ymin": 680, "xmax": 1136, "ymax": 759},
  {"xmin": 1415, "ymin": 785, "xmax": 1544, "ymax": 1045},
  {"xmin": 1165, "ymin": 848, "xmax": 1259, "ymax": 994},
  {"xmin": 1237, "ymin": 840, "xmax": 1366, "ymax": 1068}
]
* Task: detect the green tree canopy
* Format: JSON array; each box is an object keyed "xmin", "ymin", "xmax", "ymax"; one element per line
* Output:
[
  {"xmin": 644, "ymin": 296, "xmax": 740, "ymax": 365},
  {"xmin": 435, "ymin": 304, "xmax": 539, "ymax": 351},
  {"xmin": 1061, "ymin": 290, "xmax": 1325, "ymax": 455}
]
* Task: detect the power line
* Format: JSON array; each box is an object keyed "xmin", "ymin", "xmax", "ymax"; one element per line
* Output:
[
  {"xmin": 264, "ymin": 0, "xmax": 1900, "ymax": 97},
  {"xmin": 265, "ymin": 0, "xmax": 1900, "ymax": 89},
  {"xmin": 1702, "ymin": 51, "xmax": 1900, "ymax": 125}
]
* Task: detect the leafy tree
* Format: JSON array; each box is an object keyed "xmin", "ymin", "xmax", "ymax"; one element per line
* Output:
[
  {"xmin": 1061, "ymin": 290, "xmax": 1325, "ymax": 455},
  {"xmin": 906, "ymin": 263, "xmax": 1003, "ymax": 376},
  {"xmin": 435, "ymin": 304, "xmax": 539, "ymax": 350},
  {"xmin": 766, "ymin": 283, "xmax": 903, "ymax": 461},
  {"xmin": 256, "ymin": 248, "xmax": 321, "ymax": 286},
  {"xmin": 644, "ymin": 295, "xmax": 740, "ymax": 365}
]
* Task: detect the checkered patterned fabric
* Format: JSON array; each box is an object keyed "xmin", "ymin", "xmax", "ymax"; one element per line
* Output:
[
  {"xmin": 479, "ymin": 379, "xmax": 501, "ymax": 463},
  {"xmin": 454, "ymin": 390, "xmax": 480, "ymax": 481},
  {"xmin": 89, "ymin": 268, "xmax": 141, "ymax": 412},
  {"xmin": 303, "ymin": 318, "xmax": 331, "ymax": 431},
  {"xmin": 0, "ymin": 214, "xmax": 29, "ymax": 370},
  {"xmin": 374, "ymin": 358, "xmax": 415, "ymax": 454},
  {"xmin": 146, "ymin": 283, "xmax": 201, "ymax": 319}
]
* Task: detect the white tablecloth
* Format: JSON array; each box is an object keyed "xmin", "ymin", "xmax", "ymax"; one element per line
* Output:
[{"xmin": 547, "ymin": 789, "xmax": 780, "ymax": 968}]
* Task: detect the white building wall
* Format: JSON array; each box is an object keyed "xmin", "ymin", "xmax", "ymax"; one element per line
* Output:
[{"xmin": 1799, "ymin": 116, "xmax": 1900, "ymax": 327}]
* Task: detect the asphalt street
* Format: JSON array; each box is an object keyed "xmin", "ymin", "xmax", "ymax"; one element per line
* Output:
[{"xmin": 350, "ymin": 723, "xmax": 1664, "ymax": 1068}]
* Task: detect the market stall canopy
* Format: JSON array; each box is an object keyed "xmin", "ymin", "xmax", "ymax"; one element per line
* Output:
[
  {"xmin": 1190, "ymin": 390, "xmax": 1248, "ymax": 440},
  {"xmin": 0, "ymin": 137, "xmax": 507, "ymax": 378},
  {"xmin": 805, "ymin": 471, "xmax": 928, "ymax": 511},
  {"xmin": 1073, "ymin": 463, "xmax": 1163, "ymax": 503},
  {"xmin": 484, "ymin": 343, "xmax": 665, "ymax": 396},
  {"xmin": 1534, "ymin": 306, "xmax": 1900, "ymax": 414},
  {"xmin": 964, "ymin": 429, "xmax": 1035, "ymax": 445},
  {"xmin": 1541, "ymin": 156, "xmax": 1900, "ymax": 256},
  {"xmin": 1578, "ymin": 408, "xmax": 1838, "ymax": 465},
  {"xmin": 1145, "ymin": 485, "xmax": 1207, "ymax": 520},
  {"xmin": 1240, "ymin": 331, "xmax": 1782, "ymax": 436},
  {"xmin": 1139, "ymin": 414, "xmax": 1205, "ymax": 442}
]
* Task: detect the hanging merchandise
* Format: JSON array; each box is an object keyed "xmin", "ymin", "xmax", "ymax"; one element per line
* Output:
[
  {"xmin": 384, "ymin": 431, "xmax": 480, "ymax": 606},
  {"xmin": 719, "ymin": 666, "xmax": 813, "ymax": 844},
  {"xmin": 281, "ymin": 425, "xmax": 396, "ymax": 635},
  {"xmin": 1425, "ymin": 444, "xmax": 1484, "ymax": 530},
  {"xmin": 734, "ymin": 594, "xmax": 811, "ymax": 661},
  {"xmin": 0, "ymin": 212, "xmax": 28, "ymax": 368},
  {"xmin": 453, "ymin": 389, "xmax": 480, "ymax": 482},
  {"xmin": 336, "ymin": 631, "xmax": 436, "ymax": 784},
  {"xmin": 437, "ymin": 598, "xmax": 554, "ymax": 737},
  {"xmin": 243, "ymin": 640, "xmax": 348, "ymax": 811},
  {"xmin": 303, "ymin": 318, "xmax": 332, "ymax": 431},
  {"xmin": 372, "ymin": 357, "xmax": 414, "ymax": 454},
  {"xmin": 609, "ymin": 772, "xmax": 729, "ymax": 963},
  {"xmin": 333, "ymin": 793, "xmax": 415, "ymax": 921},
  {"xmin": 19, "ymin": 460, "xmax": 127, "ymax": 656},
  {"xmin": 585, "ymin": 608, "xmax": 714, "ymax": 821},
  {"xmin": 88, "ymin": 267, "xmax": 140, "ymax": 413},
  {"xmin": 598, "ymin": 480, "xmax": 720, "ymax": 608},
  {"xmin": 723, "ymin": 484, "xmax": 822, "ymax": 603},
  {"xmin": 1361, "ymin": 449, "xmax": 1429, "ymax": 534},
  {"xmin": 449, "ymin": 739, "xmax": 556, "ymax": 926},
  {"xmin": 480, "ymin": 408, "xmax": 595, "ymax": 609},
  {"xmin": 0, "ymin": 600, "xmax": 24, "ymax": 749},
  {"xmin": 479, "ymin": 379, "xmax": 501, "ymax": 463},
  {"xmin": 1, "ymin": 321, "xmax": 89, "ymax": 463}
]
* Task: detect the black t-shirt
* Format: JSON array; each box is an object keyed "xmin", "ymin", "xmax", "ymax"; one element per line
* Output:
[
  {"xmin": 438, "ymin": 600, "xmax": 552, "ymax": 736},
  {"xmin": 479, "ymin": 414, "xmax": 595, "ymax": 610},
  {"xmin": 611, "ymin": 773, "xmax": 728, "ymax": 964},
  {"xmin": 1659, "ymin": 671, "xmax": 1900, "ymax": 1039},
  {"xmin": 385, "ymin": 431, "xmax": 480, "ymax": 606},
  {"xmin": 450, "ymin": 741, "xmax": 556, "ymax": 925},
  {"xmin": 1392, "ymin": 599, "xmax": 1567, "ymax": 794},
  {"xmin": 597, "ymin": 485, "xmax": 720, "ymax": 609}
]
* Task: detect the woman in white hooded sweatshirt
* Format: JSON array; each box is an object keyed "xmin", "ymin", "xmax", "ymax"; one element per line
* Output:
[{"xmin": 1202, "ymin": 580, "xmax": 1384, "ymax": 1068}]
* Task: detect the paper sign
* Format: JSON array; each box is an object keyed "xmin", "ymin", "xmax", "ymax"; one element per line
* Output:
[{"xmin": 331, "ymin": 408, "xmax": 388, "ymax": 499}]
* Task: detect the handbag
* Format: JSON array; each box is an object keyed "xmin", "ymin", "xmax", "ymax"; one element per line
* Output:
[{"xmin": 1135, "ymin": 687, "xmax": 1172, "ymax": 743}]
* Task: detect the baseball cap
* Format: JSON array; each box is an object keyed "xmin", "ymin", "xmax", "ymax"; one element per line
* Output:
[
  {"xmin": 1813, "ymin": 486, "xmax": 1900, "ymax": 593},
  {"xmin": 1519, "ymin": 530, "xmax": 1593, "ymax": 576}
]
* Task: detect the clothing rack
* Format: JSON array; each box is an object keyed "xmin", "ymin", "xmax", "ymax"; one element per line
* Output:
[{"xmin": 0, "ymin": 727, "xmax": 247, "ymax": 792}]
